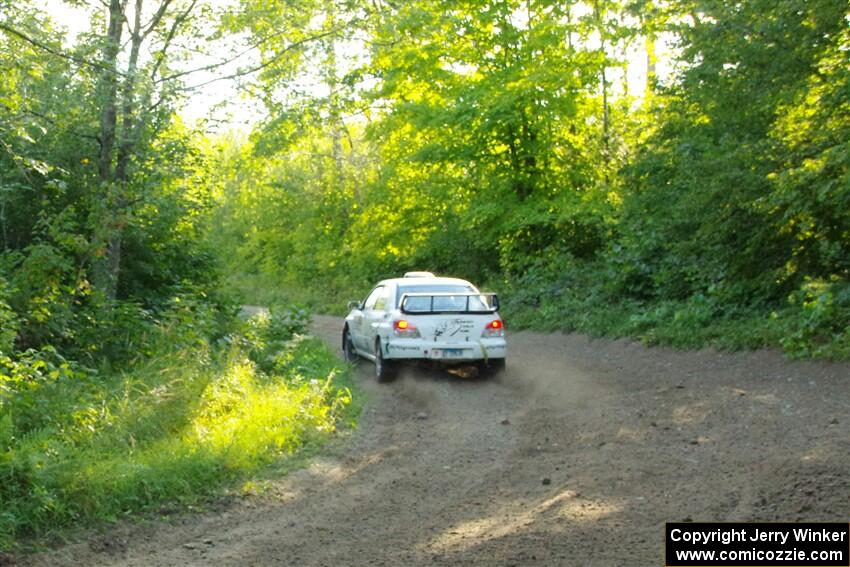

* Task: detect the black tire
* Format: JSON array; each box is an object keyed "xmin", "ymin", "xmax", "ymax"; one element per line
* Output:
[
  {"xmin": 342, "ymin": 327, "xmax": 359, "ymax": 363},
  {"xmin": 375, "ymin": 340, "xmax": 396, "ymax": 383},
  {"xmin": 480, "ymin": 358, "xmax": 506, "ymax": 376}
]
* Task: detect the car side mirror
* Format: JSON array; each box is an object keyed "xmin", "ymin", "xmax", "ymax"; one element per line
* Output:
[{"xmin": 348, "ymin": 300, "xmax": 361, "ymax": 311}]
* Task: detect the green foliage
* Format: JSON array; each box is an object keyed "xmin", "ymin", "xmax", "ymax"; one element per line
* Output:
[
  {"xmin": 0, "ymin": 303, "xmax": 354, "ymax": 550},
  {"xmin": 0, "ymin": 0, "xmax": 226, "ymax": 359},
  {"xmin": 208, "ymin": 0, "xmax": 849, "ymax": 358},
  {"xmin": 499, "ymin": 254, "xmax": 786, "ymax": 352},
  {"xmin": 211, "ymin": 0, "xmax": 628, "ymax": 305},
  {"xmin": 241, "ymin": 304, "xmax": 312, "ymax": 373},
  {"xmin": 768, "ymin": 23, "xmax": 850, "ymax": 288},
  {"xmin": 0, "ymin": 283, "xmax": 17, "ymax": 354},
  {"xmin": 0, "ymin": 3, "xmax": 364, "ymax": 545},
  {"xmin": 581, "ymin": 0, "xmax": 850, "ymax": 355},
  {"xmin": 781, "ymin": 281, "xmax": 850, "ymax": 360}
]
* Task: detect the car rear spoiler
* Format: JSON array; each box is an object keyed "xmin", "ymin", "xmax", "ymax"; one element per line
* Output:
[{"xmin": 399, "ymin": 292, "xmax": 500, "ymax": 314}]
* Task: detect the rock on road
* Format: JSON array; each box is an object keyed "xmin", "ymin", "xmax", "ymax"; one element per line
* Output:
[{"xmin": 23, "ymin": 315, "xmax": 850, "ymax": 566}]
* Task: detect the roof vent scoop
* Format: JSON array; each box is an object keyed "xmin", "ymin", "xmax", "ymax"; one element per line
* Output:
[{"xmin": 404, "ymin": 271, "xmax": 435, "ymax": 278}]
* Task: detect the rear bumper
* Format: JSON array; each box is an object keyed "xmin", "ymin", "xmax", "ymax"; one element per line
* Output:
[{"xmin": 383, "ymin": 338, "xmax": 506, "ymax": 362}]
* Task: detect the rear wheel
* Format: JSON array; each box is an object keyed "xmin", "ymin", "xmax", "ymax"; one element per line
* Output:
[
  {"xmin": 375, "ymin": 340, "xmax": 396, "ymax": 383},
  {"xmin": 480, "ymin": 358, "xmax": 506, "ymax": 376},
  {"xmin": 342, "ymin": 327, "xmax": 358, "ymax": 363}
]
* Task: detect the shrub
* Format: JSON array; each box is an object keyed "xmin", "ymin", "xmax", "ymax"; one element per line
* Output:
[
  {"xmin": 241, "ymin": 304, "xmax": 311, "ymax": 373},
  {"xmin": 0, "ymin": 283, "xmax": 17, "ymax": 354},
  {"xmin": 781, "ymin": 280, "xmax": 850, "ymax": 359}
]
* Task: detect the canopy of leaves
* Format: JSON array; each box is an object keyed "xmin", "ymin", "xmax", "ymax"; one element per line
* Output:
[{"xmin": 214, "ymin": 0, "xmax": 850, "ymax": 356}]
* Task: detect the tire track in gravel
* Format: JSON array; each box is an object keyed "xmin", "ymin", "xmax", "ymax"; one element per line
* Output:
[{"xmin": 21, "ymin": 315, "xmax": 850, "ymax": 566}]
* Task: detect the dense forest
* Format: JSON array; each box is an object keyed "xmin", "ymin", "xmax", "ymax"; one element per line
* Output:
[
  {"xmin": 0, "ymin": 0, "xmax": 848, "ymax": 549},
  {"xmin": 211, "ymin": 0, "xmax": 850, "ymax": 357}
]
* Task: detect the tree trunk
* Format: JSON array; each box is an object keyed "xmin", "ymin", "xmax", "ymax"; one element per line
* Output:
[
  {"xmin": 601, "ymin": 64, "xmax": 609, "ymax": 156},
  {"xmin": 101, "ymin": 0, "xmax": 147, "ymax": 301},
  {"xmin": 96, "ymin": 0, "xmax": 124, "ymax": 182},
  {"xmin": 324, "ymin": 5, "xmax": 344, "ymax": 185},
  {"xmin": 116, "ymin": 0, "xmax": 145, "ymax": 182},
  {"xmin": 645, "ymin": 33, "xmax": 657, "ymax": 101},
  {"xmin": 93, "ymin": 0, "xmax": 125, "ymax": 299},
  {"xmin": 594, "ymin": 0, "xmax": 610, "ymax": 166}
]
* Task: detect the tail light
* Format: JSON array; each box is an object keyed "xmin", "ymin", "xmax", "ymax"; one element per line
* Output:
[
  {"xmin": 393, "ymin": 319, "xmax": 421, "ymax": 338},
  {"xmin": 482, "ymin": 319, "xmax": 504, "ymax": 337}
]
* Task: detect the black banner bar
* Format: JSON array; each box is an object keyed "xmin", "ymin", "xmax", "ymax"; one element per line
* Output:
[{"xmin": 665, "ymin": 522, "xmax": 849, "ymax": 566}]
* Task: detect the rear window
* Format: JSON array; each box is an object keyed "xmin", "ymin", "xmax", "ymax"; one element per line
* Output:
[{"xmin": 395, "ymin": 284, "xmax": 475, "ymax": 309}]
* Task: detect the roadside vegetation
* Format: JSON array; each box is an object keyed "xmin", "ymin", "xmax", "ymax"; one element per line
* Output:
[
  {"xmin": 0, "ymin": 300, "xmax": 354, "ymax": 550},
  {"xmin": 0, "ymin": 2, "xmax": 355, "ymax": 550}
]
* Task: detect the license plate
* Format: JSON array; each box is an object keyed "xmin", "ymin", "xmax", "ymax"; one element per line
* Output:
[{"xmin": 435, "ymin": 348, "xmax": 464, "ymax": 358}]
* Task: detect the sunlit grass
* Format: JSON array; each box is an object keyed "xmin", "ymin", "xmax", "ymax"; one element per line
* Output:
[
  {"xmin": 189, "ymin": 359, "xmax": 347, "ymax": 469},
  {"xmin": 0, "ymin": 321, "xmax": 356, "ymax": 550}
]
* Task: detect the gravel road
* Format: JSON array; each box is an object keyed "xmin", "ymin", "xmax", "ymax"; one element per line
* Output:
[{"xmin": 22, "ymin": 315, "xmax": 850, "ymax": 566}]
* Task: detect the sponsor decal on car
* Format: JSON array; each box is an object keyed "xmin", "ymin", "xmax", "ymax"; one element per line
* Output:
[
  {"xmin": 388, "ymin": 344, "xmax": 422, "ymax": 352},
  {"xmin": 433, "ymin": 319, "xmax": 475, "ymax": 340}
]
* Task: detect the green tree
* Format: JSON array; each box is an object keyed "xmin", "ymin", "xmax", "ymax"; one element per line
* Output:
[{"xmin": 620, "ymin": 0, "xmax": 849, "ymax": 305}]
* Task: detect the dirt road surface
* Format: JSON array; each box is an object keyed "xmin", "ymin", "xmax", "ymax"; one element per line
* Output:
[{"xmin": 21, "ymin": 315, "xmax": 850, "ymax": 566}]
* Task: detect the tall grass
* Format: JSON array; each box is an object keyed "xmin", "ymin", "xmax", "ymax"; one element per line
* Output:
[{"xmin": 0, "ymin": 308, "xmax": 356, "ymax": 550}]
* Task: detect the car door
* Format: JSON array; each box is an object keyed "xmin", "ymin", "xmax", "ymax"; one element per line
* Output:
[
  {"xmin": 365, "ymin": 285, "xmax": 392, "ymax": 355},
  {"xmin": 353, "ymin": 286, "xmax": 384, "ymax": 350}
]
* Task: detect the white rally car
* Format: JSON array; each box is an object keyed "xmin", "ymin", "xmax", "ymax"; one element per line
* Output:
[{"xmin": 342, "ymin": 272, "xmax": 507, "ymax": 381}]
